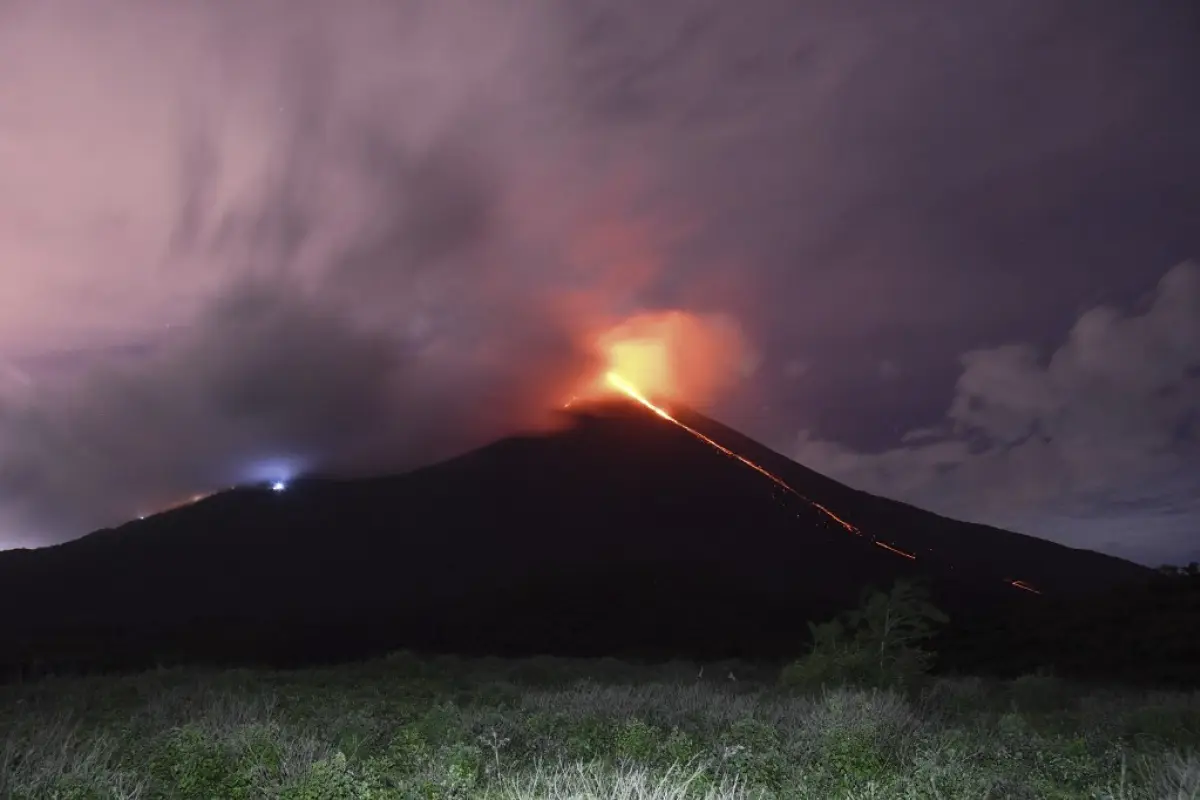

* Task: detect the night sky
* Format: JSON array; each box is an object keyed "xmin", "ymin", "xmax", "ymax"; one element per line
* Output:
[{"xmin": 1, "ymin": 0, "xmax": 1198, "ymax": 567}]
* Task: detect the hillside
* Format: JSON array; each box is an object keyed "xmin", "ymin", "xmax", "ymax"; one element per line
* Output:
[{"xmin": 0, "ymin": 399, "xmax": 1153, "ymax": 678}]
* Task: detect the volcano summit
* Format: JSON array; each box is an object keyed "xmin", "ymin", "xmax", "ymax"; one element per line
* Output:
[{"xmin": 0, "ymin": 393, "xmax": 1151, "ymax": 679}]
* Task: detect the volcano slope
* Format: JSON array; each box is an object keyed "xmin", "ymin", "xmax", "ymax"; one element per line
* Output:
[{"xmin": 0, "ymin": 399, "xmax": 1151, "ymax": 679}]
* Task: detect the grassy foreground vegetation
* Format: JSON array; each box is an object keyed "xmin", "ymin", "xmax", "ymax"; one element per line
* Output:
[
  {"xmin": 3, "ymin": 581, "xmax": 1196, "ymax": 798},
  {"xmin": 1, "ymin": 651, "xmax": 1197, "ymax": 799}
]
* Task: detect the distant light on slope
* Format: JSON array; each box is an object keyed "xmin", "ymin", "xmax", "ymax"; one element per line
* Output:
[
  {"xmin": 132, "ymin": 490, "xmax": 213, "ymax": 522},
  {"xmin": 239, "ymin": 457, "xmax": 305, "ymax": 489}
]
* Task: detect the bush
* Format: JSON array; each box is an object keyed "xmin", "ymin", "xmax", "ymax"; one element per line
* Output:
[{"xmin": 781, "ymin": 580, "xmax": 948, "ymax": 692}]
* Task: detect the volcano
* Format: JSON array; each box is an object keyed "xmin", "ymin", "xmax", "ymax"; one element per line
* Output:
[{"xmin": 0, "ymin": 398, "xmax": 1152, "ymax": 678}]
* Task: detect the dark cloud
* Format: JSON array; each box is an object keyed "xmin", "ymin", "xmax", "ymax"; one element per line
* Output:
[
  {"xmin": 0, "ymin": 0, "xmax": 1198, "ymax": 562},
  {"xmin": 0, "ymin": 268, "xmax": 591, "ymax": 545},
  {"xmin": 0, "ymin": 0, "xmax": 610, "ymax": 545},
  {"xmin": 794, "ymin": 263, "xmax": 1200, "ymax": 566}
]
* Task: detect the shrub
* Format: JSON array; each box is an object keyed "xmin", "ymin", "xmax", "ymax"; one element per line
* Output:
[
  {"xmin": 146, "ymin": 725, "xmax": 261, "ymax": 799},
  {"xmin": 781, "ymin": 580, "xmax": 949, "ymax": 692},
  {"xmin": 615, "ymin": 718, "xmax": 660, "ymax": 763}
]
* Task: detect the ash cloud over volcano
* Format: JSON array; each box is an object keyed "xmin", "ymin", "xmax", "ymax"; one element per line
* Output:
[
  {"xmin": 0, "ymin": 0, "xmax": 749, "ymax": 545},
  {"xmin": 1, "ymin": 0, "xmax": 1198, "ymax": 563}
]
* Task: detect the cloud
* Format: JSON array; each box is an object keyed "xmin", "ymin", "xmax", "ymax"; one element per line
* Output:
[
  {"xmin": 0, "ymin": 0, "xmax": 704, "ymax": 546},
  {"xmin": 782, "ymin": 360, "xmax": 811, "ymax": 381},
  {"xmin": 1, "ymin": 0, "xmax": 1197, "ymax": 551},
  {"xmin": 794, "ymin": 262, "xmax": 1200, "ymax": 566}
]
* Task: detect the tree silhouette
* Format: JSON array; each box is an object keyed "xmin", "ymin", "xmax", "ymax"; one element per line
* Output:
[{"xmin": 781, "ymin": 579, "xmax": 949, "ymax": 690}]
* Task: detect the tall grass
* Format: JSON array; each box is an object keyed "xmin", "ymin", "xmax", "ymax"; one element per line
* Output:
[{"xmin": 1, "ymin": 654, "xmax": 1196, "ymax": 798}]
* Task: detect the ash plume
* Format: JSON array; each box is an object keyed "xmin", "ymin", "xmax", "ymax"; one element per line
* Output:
[
  {"xmin": 0, "ymin": 0, "xmax": 751, "ymax": 546},
  {"xmin": 1, "ymin": 0, "xmax": 1197, "ymax": 564}
]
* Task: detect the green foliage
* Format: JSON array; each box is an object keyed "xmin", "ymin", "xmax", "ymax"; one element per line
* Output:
[
  {"xmin": 279, "ymin": 751, "xmax": 361, "ymax": 799},
  {"xmin": 29, "ymin": 776, "xmax": 124, "ymax": 800},
  {"xmin": 660, "ymin": 726, "xmax": 701, "ymax": 767},
  {"xmin": 780, "ymin": 618, "xmax": 869, "ymax": 690},
  {"xmin": 1, "ymin": 651, "xmax": 1197, "ymax": 799},
  {"xmin": 563, "ymin": 714, "xmax": 614, "ymax": 761},
  {"xmin": 821, "ymin": 727, "xmax": 888, "ymax": 791},
  {"xmin": 614, "ymin": 717, "xmax": 659, "ymax": 762},
  {"xmin": 1116, "ymin": 702, "xmax": 1200, "ymax": 747},
  {"xmin": 145, "ymin": 725, "xmax": 261, "ymax": 799},
  {"xmin": 781, "ymin": 579, "xmax": 949, "ymax": 692},
  {"xmin": 719, "ymin": 718, "xmax": 788, "ymax": 789},
  {"xmin": 438, "ymin": 740, "xmax": 484, "ymax": 792},
  {"xmin": 381, "ymin": 724, "xmax": 432, "ymax": 775}
]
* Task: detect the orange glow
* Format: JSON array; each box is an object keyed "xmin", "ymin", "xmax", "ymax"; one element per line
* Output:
[
  {"xmin": 607, "ymin": 371, "xmax": 789, "ymax": 478},
  {"xmin": 602, "ymin": 370, "xmax": 884, "ymax": 541},
  {"xmin": 809, "ymin": 501, "xmax": 862, "ymax": 535},
  {"xmin": 874, "ymin": 540, "xmax": 917, "ymax": 560},
  {"xmin": 598, "ymin": 371, "xmax": 1053, "ymax": 595},
  {"xmin": 605, "ymin": 372, "xmax": 674, "ymax": 421},
  {"xmin": 573, "ymin": 310, "xmax": 750, "ymax": 409},
  {"xmin": 565, "ymin": 319, "xmax": 1049, "ymax": 596}
]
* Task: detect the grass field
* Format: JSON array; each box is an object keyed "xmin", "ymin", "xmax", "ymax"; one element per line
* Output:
[{"xmin": 1, "ymin": 653, "xmax": 1197, "ymax": 799}]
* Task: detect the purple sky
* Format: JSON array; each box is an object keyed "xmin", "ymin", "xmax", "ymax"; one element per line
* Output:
[{"xmin": 1, "ymin": 0, "xmax": 1198, "ymax": 566}]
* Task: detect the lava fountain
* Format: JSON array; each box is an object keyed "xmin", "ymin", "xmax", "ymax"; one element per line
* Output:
[{"xmin": 567, "ymin": 310, "xmax": 749, "ymax": 411}]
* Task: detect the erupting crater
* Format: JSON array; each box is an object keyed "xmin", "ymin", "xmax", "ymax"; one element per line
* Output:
[{"xmin": 565, "ymin": 309, "xmax": 1039, "ymax": 596}]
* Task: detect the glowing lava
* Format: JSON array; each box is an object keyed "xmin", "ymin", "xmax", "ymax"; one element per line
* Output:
[
  {"xmin": 874, "ymin": 540, "xmax": 917, "ymax": 560},
  {"xmin": 572, "ymin": 310, "xmax": 750, "ymax": 410},
  {"xmin": 600, "ymin": 368, "xmax": 1041, "ymax": 597},
  {"xmin": 566, "ymin": 310, "xmax": 1043, "ymax": 597},
  {"xmin": 602, "ymin": 370, "xmax": 882, "ymax": 542},
  {"xmin": 604, "ymin": 372, "xmax": 673, "ymax": 421}
]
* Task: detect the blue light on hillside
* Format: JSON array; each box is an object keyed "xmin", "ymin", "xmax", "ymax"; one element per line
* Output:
[{"xmin": 236, "ymin": 457, "xmax": 304, "ymax": 493}]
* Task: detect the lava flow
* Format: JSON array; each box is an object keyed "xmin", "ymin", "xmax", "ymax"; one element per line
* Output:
[
  {"xmin": 604, "ymin": 371, "xmax": 883, "ymax": 544},
  {"xmin": 604, "ymin": 370, "xmax": 1042, "ymax": 590},
  {"xmin": 571, "ymin": 310, "xmax": 1040, "ymax": 596}
]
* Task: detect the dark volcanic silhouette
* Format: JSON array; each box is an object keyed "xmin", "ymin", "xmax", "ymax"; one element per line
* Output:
[{"xmin": 0, "ymin": 399, "xmax": 1154, "ymax": 680}]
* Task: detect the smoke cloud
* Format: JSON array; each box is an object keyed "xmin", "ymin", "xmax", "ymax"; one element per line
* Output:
[
  {"xmin": 0, "ymin": 0, "xmax": 756, "ymax": 546},
  {"xmin": 2, "ymin": 0, "xmax": 1197, "ymax": 562}
]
